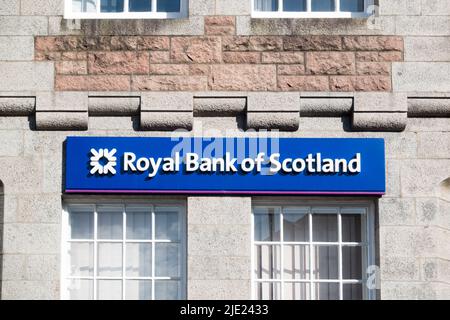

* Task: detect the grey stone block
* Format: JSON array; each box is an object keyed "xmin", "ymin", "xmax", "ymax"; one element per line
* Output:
[
  {"xmin": 1, "ymin": 254, "xmax": 26, "ymax": 281},
  {"xmin": 417, "ymin": 132, "xmax": 450, "ymax": 159},
  {"xmin": 189, "ymin": 0, "xmax": 215, "ymax": 16},
  {"xmin": 194, "ymin": 97, "xmax": 246, "ymax": 116},
  {"xmin": 0, "ymin": 97, "xmax": 35, "ymax": 116},
  {"xmin": 89, "ymin": 116, "xmax": 135, "ymax": 131},
  {"xmin": 0, "ymin": 130, "xmax": 23, "ymax": 156},
  {"xmin": 395, "ymin": 16, "xmax": 450, "ymax": 36},
  {"xmin": 393, "ymin": 62, "xmax": 450, "ymax": 92},
  {"xmin": 0, "ymin": 62, "xmax": 54, "ymax": 91},
  {"xmin": 89, "ymin": 97, "xmax": 140, "ymax": 116},
  {"xmin": 188, "ymin": 256, "xmax": 251, "ymax": 280},
  {"xmin": 0, "ymin": 36, "xmax": 34, "ymax": 61},
  {"xmin": 405, "ymin": 37, "xmax": 450, "ymax": 62},
  {"xmin": 406, "ymin": 118, "xmax": 450, "ymax": 133},
  {"xmin": 16, "ymin": 194, "xmax": 62, "ymax": 224},
  {"xmin": 401, "ymin": 160, "xmax": 450, "ymax": 197},
  {"xmin": 386, "ymin": 160, "xmax": 401, "ymax": 197},
  {"xmin": 0, "ymin": 0, "xmax": 20, "ymax": 15},
  {"xmin": 354, "ymin": 93, "xmax": 407, "ymax": 113},
  {"xmin": 379, "ymin": 0, "xmax": 422, "ymax": 16},
  {"xmin": 380, "ymin": 256, "xmax": 420, "ymax": 281},
  {"xmin": 248, "ymin": 93, "xmax": 300, "ymax": 112},
  {"xmin": 380, "ymin": 226, "xmax": 437, "ymax": 258},
  {"xmin": 36, "ymin": 92, "xmax": 88, "ymax": 112},
  {"xmin": 25, "ymin": 255, "xmax": 59, "ymax": 281},
  {"xmin": 379, "ymin": 197, "xmax": 416, "ymax": 226},
  {"xmin": 381, "ymin": 282, "xmax": 438, "ymax": 300},
  {"xmin": 408, "ymin": 98, "xmax": 450, "ymax": 117},
  {"xmin": 0, "ymin": 157, "xmax": 43, "ymax": 195},
  {"xmin": 216, "ymin": 0, "xmax": 251, "ymax": 15},
  {"xmin": 188, "ymin": 280, "xmax": 251, "ymax": 300},
  {"xmin": 140, "ymin": 92, "xmax": 193, "ymax": 131},
  {"xmin": 140, "ymin": 112, "xmax": 192, "ymax": 131},
  {"xmin": 416, "ymin": 198, "xmax": 450, "ymax": 229},
  {"xmin": 352, "ymin": 113, "xmax": 407, "ymax": 132},
  {"xmin": 247, "ymin": 112, "xmax": 300, "ymax": 131},
  {"xmin": 0, "ymin": 16, "xmax": 48, "ymax": 36},
  {"xmin": 421, "ymin": 258, "xmax": 450, "ymax": 283},
  {"xmin": 35, "ymin": 112, "xmax": 88, "ymax": 131},
  {"xmin": 20, "ymin": 0, "xmax": 64, "ymax": 15},
  {"xmin": 48, "ymin": 16, "xmax": 82, "ymax": 36},
  {"xmin": 187, "ymin": 197, "xmax": 251, "ymax": 225},
  {"xmin": 1, "ymin": 280, "xmax": 59, "ymax": 300},
  {"xmin": 421, "ymin": 0, "xmax": 450, "ymax": 16},
  {"xmin": 300, "ymin": 97, "xmax": 353, "ymax": 116},
  {"xmin": 3, "ymin": 223, "xmax": 60, "ymax": 254}
]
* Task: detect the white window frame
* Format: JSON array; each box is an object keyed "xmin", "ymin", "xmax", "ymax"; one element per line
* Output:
[
  {"xmin": 64, "ymin": 0, "xmax": 188, "ymax": 19},
  {"xmin": 61, "ymin": 199, "xmax": 187, "ymax": 300},
  {"xmin": 251, "ymin": 0, "xmax": 375, "ymax": 19},
  {"xmin": 251, "ymin": 199, "xmax": 376, "ymax": 300}
]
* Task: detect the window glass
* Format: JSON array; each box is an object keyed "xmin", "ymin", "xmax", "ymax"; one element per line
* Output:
[
  {"xmin": 254, "ymin": 0, "xmax": 278, "ymax": 12},
  {"xmin": 72, "ymin": 0, "xmax": 97, "ymax": 12},
  {"xmin": 157, "ymin": 0, "xmax": 181, "ymax": 12},
  {"xmin": 340, "ymin": 0, "xmax": 364, "ymax": 12},
  {"xmin": 253, "ymin": 204, "xmax": 372, "ymax": 300},
  {"xmin": 284, "ymin": 0, "xmax": 306, "ymax": 12},
  {"xmin": 100, "ymin": 0, "xmax": 124, "ymax": 12},
  {"xmin": 311, "ymin": 0, "xmax": 335, "ymax": 11},
  {"xmin": 129, "ymin": 0, "xmax": 151, "ymax": 12},
  {"xmin": 65, "ymin": 203, "xmax": 184, "ymax": 300}
]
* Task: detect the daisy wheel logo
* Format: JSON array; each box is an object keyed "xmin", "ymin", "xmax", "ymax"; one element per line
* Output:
[{"xmin": 90, "ymin": 148, "xmax": 117, "ymax": 175}]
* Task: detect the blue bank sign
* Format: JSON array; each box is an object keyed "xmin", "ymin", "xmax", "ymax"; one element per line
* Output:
[{"xmin": 65, "ymin": 137, "xmax": 385, "ymax": 195}]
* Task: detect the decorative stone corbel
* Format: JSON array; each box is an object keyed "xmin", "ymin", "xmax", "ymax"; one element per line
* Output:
[
  {"xmin": 246, "ymin": 93, "xmax": 300, "ymax": 131},
  {"xmin": 352, "ymin": 92, "xmax": 407, "ymax": 132},
  {"xmin": 140, "ymin": 92, "xmax": 193, "ymax": 131},
  {"xmin": 35, "ymin": 92, "xmax": 88, "ymax": 130}
]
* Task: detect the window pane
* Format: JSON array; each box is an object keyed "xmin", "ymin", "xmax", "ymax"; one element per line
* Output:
[
  {"xmin": 101, "ymin": 0, "xmax": 124, "ymax": 12},
  {"xmin": 256, "ymin": 282, "xmax": 281, "ymax": 300},
  {"xmin": 312, "ymin": 214, "xmax": 338, "ymax": 242},
  {"xmin": 69, "ymin": 279, "xmax": 93, "ymax": 300},
  {"xmin": 155, "ymin": 281, "xmax": 180, "ymax": 300},
  {"xmin": 312, "ymin": 0, "xmax": 335, "ymax": 11},
  {"xmin": 342, "ymin": 214, "xmax": 362, "ymax": 242},
  {"xmin": 129, "ymin": 0, "xmax": 151, "ymax": 12},
  {"xmin": 284, "ymin": 282, "xmax": 310, "ymax": 300},
  {"xmin": 283, "ymin": 208, "xmax": 309, "ymax": 242},
  {"xmin": 284, "ymin": 0, "xmax": 306, "ymax": 12},
  {"xmin": 315, "ymin": 282, "xmax": 339, "ymax": 300},
  {"xmin": 98, "ymin": 242, "xmax": 123, "ymax": 277},
  {"xmin": 340, "ymin": 0, "xmax": 364, "ymax": 12},
  {"xmin": 157, "ymin": 0, "xmax": 180, "ymax": 12},
  {"xmin": 126, "ymin": 208, "xmax": 151, "ymax": 240},
  {"xmin": 155, "ymin": 209, "xmax": 179, "ymax": 241},
  {"xmin": 343, "ymin": 283, "xmax": 363, "ymax": 300},
  {"xmin": 126, "ymin": 243, "xmax": 152, "ymax": 277},
  {"xmin": 255, "ymin": 245, "xmax": 281, "ymax": 279},
  {"xmin": 254, "ymin": 208, "xmax": 280, "ymax": 241},
  {"xmin": 284, "ymin": 245, "xmax": 310, "ymax": 280},
  {"xmin": 155, "ymin": 243, "xmax": 180, "ymax": 277},
  {"xmin": 126, "ymin": 280, "xmax": 152, "ymax": 300},
  {"xmin": 72, "ymin": 0, "xmax": 97, "ymax": 12},
  {"xmin": 69, "ymin": 242, "xmax": 94, "ymax": 276},
  {"xmin": 70, "ymin": 209, "xmax": 93, "ymax": 239},
  {"xmin": 98, "ymin": 207, "xmax": 123, "ymax": 239},
  {"xmin": 342, "ymin": 246, "xmax": 362, "ymax": 279},
  {"xmin": 254, "ymin": 0, "xmax": 278, "ymax": 12},
  {"xmin": 313, "ymin": 245, "xmax": 338, "ymax": 279},
  {"xmin": 98, "ymin": 280, "xmax": 122, "ymax": 300}
]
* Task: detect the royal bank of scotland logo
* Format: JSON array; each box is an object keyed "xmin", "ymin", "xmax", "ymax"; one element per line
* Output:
[{"xmin": 90, "ymin": 148, "xmax": 117, "ymax": 175}]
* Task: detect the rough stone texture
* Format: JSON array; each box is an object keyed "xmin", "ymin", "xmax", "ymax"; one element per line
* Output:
[
  {"xmin": 171, "ymin": 37, "xmax": 222, "ymax": 63},
  {"xmin": 209, "ymin": 65, "xmax": 276, "ymax": 91},
  {"xmin": 330, "ymin": 76, "xmax": 392, "ymax": 92},
  {"xmin": 352, "ymin": 113, "xmax": 407, "ymax": 132},
  {"xmin": 205, "ymin": 16, "xmax": 235, "ymax": 36},
  {"xmin": 88, "ymin": 51, "xmax": 149, "ymax": 74},
  {"xmin": 0, "ymin": 97, "xmax": 35, "ymax": 115},
  {"xmin": 300, "ymin": 97, "xmax": 353, "ymax": 116},
  {"xmin": 88, "ymin": 97, "xmax": 140, "ymax": 116},
  {"xmin": 408, "ymin": 98, "xmax": 450, "ymax": 117},
  {"xmin": 306, "ymin": 52, "xmax": 355, "ymax": 75},
  {"xmin": 194, "ymin": 97, "xmax": 246, "ymax": 116},
  {"xmin": 187, "ymin": 197, "xmax": 251, "ymax": 300},
  {"xmin": 0, "ymin": 0, "xmax": 20, "ymax": 15},
  {"xmin": 132, "ymin": 75, "xmax": 207, "ymax": 91},
  {"xmin": 278, "ymin": 76, "xmax": 330, "ymax": 91}
]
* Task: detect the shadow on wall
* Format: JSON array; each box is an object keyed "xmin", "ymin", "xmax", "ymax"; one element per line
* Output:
[
  {"xmin": 439, "ymin": 178, "xmax": 450, "ymax": 202},
  {"xmin": 0, "ymin": 180, "xmax": 3, "ymax": 299}
]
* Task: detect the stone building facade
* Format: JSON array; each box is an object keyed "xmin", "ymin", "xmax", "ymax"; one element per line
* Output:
[{"xmin": 0, "ymin": 0, "xmax": 449, "ymax": 299}]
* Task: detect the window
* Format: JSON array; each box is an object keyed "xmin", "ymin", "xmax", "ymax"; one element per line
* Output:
[
  {"xmin": 251, "ymin": 0, "xmax": 374, "ymax": 18},
  {"xmin": 61, "ymin": 202, "xmax": 186, "ymax": 300},
  {"xmin": 252, "ymin": 201, "xmax": 375, "ymax": 300},
  {"xmin": 64, "ymin": 0, "xmax": 188, "ymax": 19}
]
